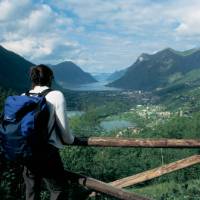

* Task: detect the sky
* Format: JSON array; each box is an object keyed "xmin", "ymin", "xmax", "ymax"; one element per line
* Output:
[{"xmin": 0, "ymin": 0, "xmax": 200, "ymax": 73}]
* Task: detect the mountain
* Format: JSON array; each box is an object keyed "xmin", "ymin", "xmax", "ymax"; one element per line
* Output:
[
  {"xmin": 108, "ymin": 48, "xmax": 200, "ymax": 91},
  {"xmin": 51, "ymin": 61, "xmax": 97, "ymax": 85},
  {"xmin": 0, "ymin": 45, "xmax": 34, "ymax": 92},
  {"xmin": 107, "ymin": 68, "xmax": 127, "ymax": 82}
]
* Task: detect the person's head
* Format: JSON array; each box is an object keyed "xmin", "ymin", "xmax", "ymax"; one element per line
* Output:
[{"xmin": 30, "ymin": 64, "xmax": 54, "ymax": 88}]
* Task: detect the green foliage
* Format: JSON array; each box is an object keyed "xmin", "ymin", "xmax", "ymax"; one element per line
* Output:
[
  {"xmin": 131, "ymin": 179, "xmax": 200, "ymax": 200},
  {"xmin": 168, "ymin": 72, "xmax": 183, "ymax": 83},
  {"xmin": 0, "ymin": 161, "xmax": 24, "ymax": 200},
  {"xmin": 64, "ymin": 104, "xmax": 200, "ymax": 199},
  {"xmin": 2, "ymin": 85, "xmax": 200, "ymax": 199},
  {"xmin": 0, "ymin": 86, "xmax": 16, "ymax": 111}
]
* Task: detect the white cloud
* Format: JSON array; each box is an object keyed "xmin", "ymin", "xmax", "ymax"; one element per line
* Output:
[
  {"xmin": 25, "ymin": 5, "xmax": 54, "ymax": 32},
  {"xmin": 55, "ymin": 0, "xmax": 167, "ymax": 34},
  {"xmin": 2, "ymin": 38, "xmax": 38, "ymax": 56},
  {"xmin": 175, "ymin": 8, "xmax": 200, "ymax": 36},
  {"xmin": 0, "ymin": 0, "xmax": 14, "ymax": 21},
  {"xmin": 2, "ymin": 35, "xmax": 82, "ymax": 65},
  {"xmin": 1, "ymin": 0, "xmax": 200, "ymax": 72},
  {"xmin": 0, "ymin": 0, "xmax": 32, "ymax": 21},
  {"xmin": 15, "ymin": 4, "xmax": 59, "ymax": 35},
  {"xmin": 160, "ymin": 0, "xmax": 200, "ymax": 37},
  {"xmin": 0, "ymin": 0, "xmax": 81, "ymax": 65}
]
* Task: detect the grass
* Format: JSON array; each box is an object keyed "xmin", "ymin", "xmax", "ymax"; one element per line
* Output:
[{"xmin": 129, "ymin": 179, "xmax": 200, "ymax": 200}]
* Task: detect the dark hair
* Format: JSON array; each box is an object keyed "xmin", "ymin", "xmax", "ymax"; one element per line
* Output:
[{"xmin": 30, "ymin": 64, "xmax": 54, "ymax": 88}]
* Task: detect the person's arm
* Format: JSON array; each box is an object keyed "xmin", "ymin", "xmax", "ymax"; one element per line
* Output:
[{"xmin": 54, "ymin": 91, "xmax": 75, "ymax": 144}]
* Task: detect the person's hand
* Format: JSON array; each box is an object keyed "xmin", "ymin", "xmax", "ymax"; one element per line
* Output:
[{"xmin": 72, "ymin": 136, "xmax": 88, "ymax": 146}]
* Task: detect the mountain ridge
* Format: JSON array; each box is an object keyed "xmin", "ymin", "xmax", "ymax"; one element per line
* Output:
[
  {"xmin": 108, "ymin": 48, "xmax": 200, "ymax": 91},
  {"xmin": 0, "ymin": 45, "xmax": 34, "ymax": 92},
  {"xmin": 51, "ymin": 61, "xmax": 97, "ymax": 85}
]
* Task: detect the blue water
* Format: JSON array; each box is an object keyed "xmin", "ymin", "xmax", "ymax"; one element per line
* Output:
[
  {"xmin": 100, "ymin": 120, "xmax": 136, "ymax": 131},
  {"xmin": 59, "ymin": 81, "xmax": 120, "ymax": 91}
]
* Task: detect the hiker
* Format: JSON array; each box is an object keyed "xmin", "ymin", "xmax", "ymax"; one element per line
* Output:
[{"xmin": 22, "ymin": 64, "xmax": 82, "ymax": 200}]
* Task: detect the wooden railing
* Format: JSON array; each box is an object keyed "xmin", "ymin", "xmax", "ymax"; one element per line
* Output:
[
  {"xmin": 67, "ymin": 137, "xmax": 200, "ymax": 200},
  {"xmin": 74, "ymin": 137, "xmax": 200, "ymax": 148}
]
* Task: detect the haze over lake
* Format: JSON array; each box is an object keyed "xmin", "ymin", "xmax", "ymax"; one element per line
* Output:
[{"xmin": 59, "ymin": 80, "xmax": 121, "ymax": 91}]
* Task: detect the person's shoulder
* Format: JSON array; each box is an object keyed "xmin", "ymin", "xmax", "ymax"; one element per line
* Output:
[{"xmin": 46, "ymin": 90, "xmax": 65, "ymax": 99}]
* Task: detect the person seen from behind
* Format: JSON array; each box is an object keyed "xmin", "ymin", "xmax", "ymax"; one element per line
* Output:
[{"xmin": 23, "ymin": 64, "xmax": 84, "ymax": 200}]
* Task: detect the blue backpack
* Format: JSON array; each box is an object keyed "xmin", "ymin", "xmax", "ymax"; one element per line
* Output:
[{"xmin": 0, "ymin": 89, "xmax": 54, "ymax": 163}]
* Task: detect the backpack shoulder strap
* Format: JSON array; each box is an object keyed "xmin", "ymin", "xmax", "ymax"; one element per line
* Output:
[
  {"xmin": 25, "ymin": 88, "xmax": 53, "ymax": 97},
  {"xmin": 39, "ymin": 88, "xmax": 53, "ymax": 97}
]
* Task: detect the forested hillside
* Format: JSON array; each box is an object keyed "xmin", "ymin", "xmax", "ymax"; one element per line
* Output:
[
  {"xmin": 109, "ymin": 48, "xmax": 200, "ymax": 91},
  {"xmin": 0, "ymin": 46, "xmax": 33, "ymax": 92},
  {"xmin": 51, "ymin": 61, "xmax": 97, "ymax": 85}
]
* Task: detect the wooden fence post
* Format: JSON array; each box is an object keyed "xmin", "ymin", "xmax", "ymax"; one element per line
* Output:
[
  {"xmin": 109, "ymin": 155, "xmax": 200, "ymax": 188},
  {"xmin": 65, "ymin": 170, "xmax": 151, "ymax": 200}
]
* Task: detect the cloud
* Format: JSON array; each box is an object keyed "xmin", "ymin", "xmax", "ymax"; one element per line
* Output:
[
  {"xmin": 54, "ymin": 0, "xmax": 168, "ymax": 34},
  {"xmin": 2, "ymin": 35, "xmax": 82, "ymax": 65},
  {"xmin": 56, "ymin": 0, "xmax": 200, "ymax": 39},
  {"xmin": 22, "ymin": 4, "xmax": 55, "ymax": 33},
  {"xmin": 0, "ymin": 0, "xmax": 81, "ymax": 65},
  {"xmin": 0, "ymin": 0, "xmax": 32, "ymax": 22},
  {"xmin": 0, "ymin": 0, "xmax": 200, "ymax": 73},
  {"xmin": 174, "ymin": 5, "xmax": 200, "ymax": 36}
]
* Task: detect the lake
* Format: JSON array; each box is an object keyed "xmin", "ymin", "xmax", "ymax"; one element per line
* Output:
[
  {"xmin": 67, "ymin": 111, "xmax": 136, "ymax": 131},
  {"xmin": 100, "ymin": 120, "xmax": 136, "ymax": 131},
  {"xmin": 59, "ymin": 81, "xmax": 121, "ymax": 91}
]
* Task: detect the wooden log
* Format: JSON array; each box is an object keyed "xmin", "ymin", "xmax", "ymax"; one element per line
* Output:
[
  {"xmin": 64, "ymin": 170, "xmax": 151, "ymax": 200},
  {"xmin": 109, "ymin": 155, "xmax": 200, "ymax": 188},
  {"xmin": 73, "ymin": 137, "xmax": 200, "ymax": 148}
]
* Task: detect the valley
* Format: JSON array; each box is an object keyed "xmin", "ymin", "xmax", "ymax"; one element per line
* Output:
[
  {"xmin": 1, "ymin": 0, "xmax": 200, "ymax": 198},
  {"xmin": 62, "ymin": 85, "xmax": 200, "ymax": 200},
  {"xmin": 1, "ymin": 45, "xmax": 200, "ymax": 199}
]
